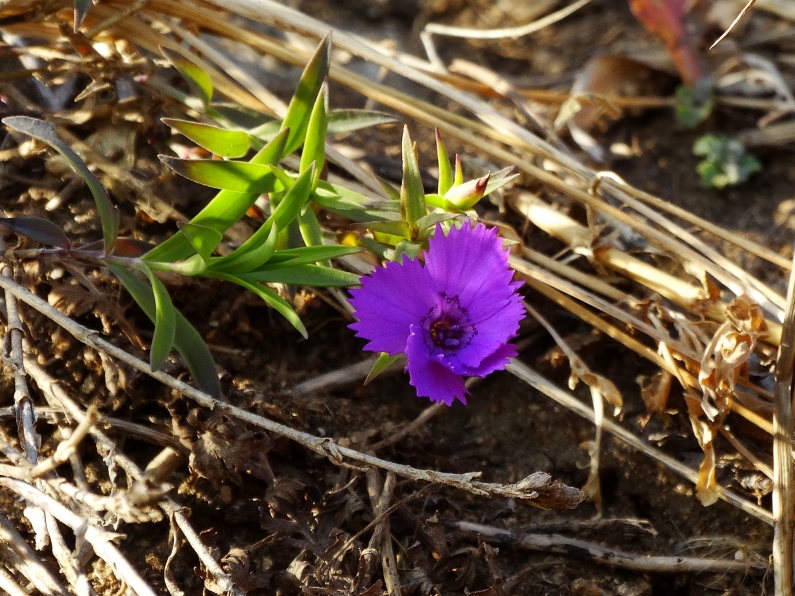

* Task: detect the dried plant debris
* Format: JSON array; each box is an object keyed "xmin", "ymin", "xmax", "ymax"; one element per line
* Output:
[{"xmin": 0, "ymin": 0, "xmax": 791, "ymax": 594}]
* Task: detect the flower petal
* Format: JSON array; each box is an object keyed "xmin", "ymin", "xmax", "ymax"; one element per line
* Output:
[
  {"xmin": 406, "ymin": 325, "xmax": 468, "ymax": 405},
  {"xmin": 459, "ymin": 342, "xmax": 517, "ymax": 377},
  {"xmin": 425, "ymin": 222, "xmax": 519, "ymax": 311},
  {"xmin": 452, "ymin": 292, "xmax": 525, "ymax": 369},
  {"xmin": 349, "ymin": 256, "xmax": 437, "ymax": 355}
]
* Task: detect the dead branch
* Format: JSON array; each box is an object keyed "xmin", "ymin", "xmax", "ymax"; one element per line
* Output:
[
  {"xmin": 450, "ymin": 520, "xmax": 769, "ymax": 574},
  {"xmin": 0, "ymin": 272, "xmax": 584, "ymax": 509}
]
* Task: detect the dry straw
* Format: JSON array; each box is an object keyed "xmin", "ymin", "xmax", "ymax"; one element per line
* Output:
[{"xmin": 0, "ymin": 0, "xmax": 793, "ymax": 592}]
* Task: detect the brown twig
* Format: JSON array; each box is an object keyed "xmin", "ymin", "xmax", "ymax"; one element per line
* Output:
[
  {"xmin": 366, "ymin": 471, "xmax": 400, "ymax": 596},
  {"xmin": 450, "ymin": 520, "xmax": 768, "ymax": 574},
  {"xmin": 0, "ymin": 272, "xmax": 583, "ymax": 509}
]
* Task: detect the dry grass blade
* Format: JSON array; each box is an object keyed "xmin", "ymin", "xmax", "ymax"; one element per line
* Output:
[
  {"xmin": 773, "ymin": 251, "xmax": 795, "ymax": 595},
  {"xmin": 507, "ymin": 360, "xmax": 774, "ymax": 524},
  {"xmin": 710, "ymin": 0, "xmax": 757, "ymax": 49},
  {"xmin": 422, "ymin": 0, "xmax": 592, "ymax": 40}
]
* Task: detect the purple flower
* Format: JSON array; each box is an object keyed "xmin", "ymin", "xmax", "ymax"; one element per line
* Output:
[{"xmin": 349, "ymin": 221, "xmax": 525, "ymax": 405}]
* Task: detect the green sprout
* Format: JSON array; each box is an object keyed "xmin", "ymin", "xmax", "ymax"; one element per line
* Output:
[{"xmin": 693, "ymin": 134, "xmax": 761, "ymax": 189}]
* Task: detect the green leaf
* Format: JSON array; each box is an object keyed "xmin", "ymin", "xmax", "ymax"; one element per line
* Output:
[
  {"xmin": 247, "ymin": 120, "xmax": 283, "ymax": 142},
  {"xmin": 300, "ymin": 82, "xmax": 328, "ymax": 187},
  {"xmin": 162, "ymin": 119, "xmax": 251, "ymax": 158},
  {"xmin": 109, "ymin": 264, "xmax": 221, "ymax": 398},
  {"xmin": 177, "ymin": 222, "xmax": 223, "ymax": 263},
  {"xmin": 161, "ymin": 47, "xmax": 213, "ymax": 105},
  {"xmin": 3, "ymin": 116, "xmax": 119, "ymax": 253},
  {"xmin": 145, "ymin": 127, "xmax": 290, "ymax": 264},
  {"xmin": 400, "ymin": 125, "xmax": 426, "ymax": 227},
  {"xmin": 353, "ymin": 220, "xmax": 411, "ymax": 239},
  {"xmin": 312, "ymin": 181, "xmax": 399, "ymax": 222},
  {"xmin": 483, "ymin": 166, "xmax": 518, "ymax": 196},
  {"xmin": 209, "ymin": 103, "xmax": 273, "ymax": 129},
  {"xmin": 239, "ymin": 264, "xmax": 360, "ymax": 287},
  {"xmin": 435, "ymin": 128, "xmax": 453, "ymax": 195},
  {"xmin": 280, "ymin": 34, "xmax": 331, "ymax": 156},
  {"xmin": 414, "ymin": 212, "xmax": 458, "ymax": 234},
  {"xmin": 0, "ymin": 217, "xmax": 70, "ymax": 249},
  {"xmin": 375, "ymin": 176, "xmax": 401, "ymax": 202},
  {"xmin": 208, "ymin": 271, "xmax": 307, "ymax": 338},
  {"xmin": 263, "ymin": 244, "xmax": 362, "ymax": 267},
  {"xmin": 392, "ymin": 240, "xmax": 422, "ymax": 261},
  {"xmin": 264, "ymin": 163, "xmax": 315, "ymax": 232},
  {"xmin": 297, "ymin": 206, "xmax": 324, "ymax": 251},
  {"xmin": 208, "ymin": 222, "xmax": 279, "ymax": 274},
  {"xmin": 326, "ymin": 109, "xmax": 398, "ymax": 135},
  {"xmin": 141, "ymin": 265, "xmax": 176, "ymax": 371},
  {"xmin": 159, "ymin": 157, "xmax": 281, "ymax": 193},
  {"xmin": 693, "ymin": 134, "xmax": 761, "ymax": 189},
  {"xmin": 675, "ymin": 81, "xmax": 713, "ymax": 129},
  {"xmin": 454, "ymin": 154, "xmax": 464, "ymax": 186},
  {"xmin": 365, "ymin": 352, "xmax": 401, "ymax": 385}
]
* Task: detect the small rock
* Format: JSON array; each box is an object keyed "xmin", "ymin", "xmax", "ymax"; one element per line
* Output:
[{"xmin": 571, "ymin": 578, "xmax": 607, "ymax": 596}]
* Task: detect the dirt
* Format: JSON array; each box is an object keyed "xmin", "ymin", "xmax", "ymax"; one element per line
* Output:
[{"xmin": 2, "ymin": 0, "xmax": 794, "ymax": 595}]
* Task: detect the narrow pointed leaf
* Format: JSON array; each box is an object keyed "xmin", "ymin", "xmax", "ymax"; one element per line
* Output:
[
  {"xmin": 483, "ymin": 166, "xmax": 519, "ymax": 196},
  {"xmin": 453, "ymin": 154, "xmax": 464, "ymax": 186},
  {"xmin": 177, "ymin": 222, "xmax": 223, "ymax": 263},
  {"xmin": 209, "ymin": 271, "xmax": 307, "ymax": 338},
  {"xmin": 352, "ymin": 220, "xmax": 410, "ymax": 238},
  {"xmin": 297, "ymin": 206, "xmax": 324, "ymax": 250},
  {"xmin": 365, "ymin": 352, "xmax": 401, "ymax": 385},
  {"xmin": 414, "ymin": 212, "xmax": 458, "ymax": 233},
  {"xmin": 300, "ymin": 82, "xmax": 328, "ymax": 187},
  {"xmin": 0, "ymin": 217, "xmax": 70, "ymax": 249},
  {"xmin": 247, "ymin": 120, "xmax": 283, "ymax": 142},
  {"xmin": 141, "ymin": 265, "xmax": 176, "ymax": 371},
  {"xmin": 327, "ymin": 109, "xmax": 399, "ymax": 135},
  {"xmin": 239, "ymin": 264, "xmax": 360, "ymax": 287},
  {"xmin": 263, "ymin": 244, "xmax": 362, "ymax": 267},
  {"xmin": 161, "ymin": 47, "xmax": 213, "ymax": 105},
  {"xmin": 264, "ymin": 163, "xmax": 315, "ymax": 232},
  {"xmin": 312, "ymin": 181, "xmax": 400, "ymax": 222},
  {"xmin": 109, "ymin": 264, "xmax": 221, "ymax": 398},
  {"xmin": 267, "ymin": 164, "xmax": 295, "ymax": 190},
  {"xmin": 145, "ymin": 128, "xmax": 290, "ymax": 264},
  {"xmin": 280, "ymin": 34, "xmax": 331, "ymax": 156},
  {"xmin": 162, "ymin": 118, "xmax": 251, "ymax": 158},
  {"xmin": 210, "ymin": 102, "xmax": 273, "ymax": 129},
  {"xmin": 3, "ymin": 116, "xmax": 119, "ymax": 252},
  {"xmin": 400, "ymin": 126, "xmax": 425, "ymax": 226},
  {"xmin": 375, "ymin": 176, "xmax": 401, "ymax": 202},
  {"xmin": 208, "ymin": 222, "xmax": 279, "ymax": 274},
  {"xmin": 159, "ymin": 157, "xmax": 280, "ymax": 194},
  {"xmin": 436, "ymin": 128, "xmax": 453, "ymax": 195}
]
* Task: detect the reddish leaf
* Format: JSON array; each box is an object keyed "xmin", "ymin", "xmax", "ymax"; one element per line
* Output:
[
  {"xmin": 630, "ymin": 0, "xmax": 704, "ymax": 86},
  {"xmin": 112, "ymin": 238, "xmax": 155, "ymax": 257}
]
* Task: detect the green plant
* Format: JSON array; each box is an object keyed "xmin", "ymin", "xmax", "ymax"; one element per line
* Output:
[
  {"xmin": 693, "ymin": 134, "xmax": 761, "ymax": 189},
  {"xmin": 1, "ymin": 36, "xmax": 515, "ymax": 399}
]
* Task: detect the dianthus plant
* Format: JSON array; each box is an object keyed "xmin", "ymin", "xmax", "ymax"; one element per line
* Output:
[{"xmin": 349, "ymin": 221, "xmax": 525, "ymax": 405}]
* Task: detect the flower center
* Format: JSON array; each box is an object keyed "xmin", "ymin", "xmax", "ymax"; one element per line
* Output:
[
  {"xmin": 430, "ymin": 319, "xmax": 465, "ymax": 348},
  {"xmin": 421, "ymin": 293, "xmax": 476, "ymax": 354}
]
